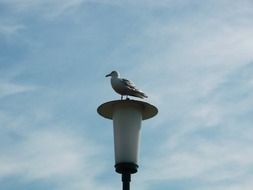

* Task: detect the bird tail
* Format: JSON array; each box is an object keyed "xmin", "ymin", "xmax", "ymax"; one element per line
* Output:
[
  {"xmin": 140, "ymin": 92, "xmax": 148, "ymax": 98},
  {"xmin": 131, "ymin": 91, "xmax": 148, "ymax": 99}
]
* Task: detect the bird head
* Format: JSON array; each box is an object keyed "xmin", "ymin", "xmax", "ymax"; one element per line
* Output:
[{"xmin": 106, "ymin": 71, "xmax": 119, "ymax": 78}]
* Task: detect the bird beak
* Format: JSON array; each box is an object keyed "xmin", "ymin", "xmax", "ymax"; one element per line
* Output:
[{"xmin": 105, "ymin": 73, "xmax": 111, "ymax": 77}]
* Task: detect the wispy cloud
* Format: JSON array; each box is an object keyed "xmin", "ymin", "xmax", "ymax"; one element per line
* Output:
[
  {"xmin": 135, "ymin": 61, "xmax": 253, "ymax": 189},
  {"xmin": 1, "ymin": 1, "xmax": 253, "ymax": 190},
  {"xmin": 139, "ymin": 134, "xmax": 253, "ymax": 189},
  {"xmin": 0, "ymin": 23, "xmax": 25, "ymax": 37},
  {"xmin": 1, "ymin": 0, "xmax": 84, "ymax": 18},
  {"xmin": 0, "ymin": 125, "xmax": 110, "ymax": 190},
  {"xmin": 114, "ymin": 2, "xmax": 253, "ymax": 189},
  {"xmin": 0, "ymin": 81, "xmax": 35, "ymax": 98}
]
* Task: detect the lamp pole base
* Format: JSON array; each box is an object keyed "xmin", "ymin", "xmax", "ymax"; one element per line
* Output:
[{"xmin": 115, "ymin": 163, "xmax": 138, "ymax": 190}]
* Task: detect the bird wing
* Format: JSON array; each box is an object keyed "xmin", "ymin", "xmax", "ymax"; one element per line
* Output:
[
  {"xmin": 121, "ymin": 78, "xmax": 148, "ymax": 98},
  {"xmin": 122, "ymin": 78, "xmax": 136, "ymax": 89}
]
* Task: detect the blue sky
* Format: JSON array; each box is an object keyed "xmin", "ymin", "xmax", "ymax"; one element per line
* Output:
[{"xmin": 1, "ymin": 0, "xmax": 253, "ymax": 189}]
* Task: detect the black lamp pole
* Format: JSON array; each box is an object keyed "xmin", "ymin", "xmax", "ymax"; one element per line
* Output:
[
  {"xmin": 115, "ymin": 162, "xmax": 138, "ymax": 190},
  {"xmin": 122, "ymin": 173, "xmax": 130, "ymax": 190}
]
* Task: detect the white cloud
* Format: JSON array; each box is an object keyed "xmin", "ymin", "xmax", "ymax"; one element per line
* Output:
[
  {"xmin": 1, "ymin": 0, "xmax": 84, "ymax": 18},
  {"xmin": 141, "ymin": 138, "xmax": 253, "ymax": 183},
  {"xmin": 112, "ymin": 0, "xmax": 253, "ymax": 184},
  {"xmin": 127, "ymin": 14, "xmax": 253, "ymax": 187},
  {"xmin": 0, "ymin": 127, "xmax": 110, "ymax": 190},
  {"xmin": 123, "ymin": 0, "xmax": 253, "ymax": 114},
  {"xmin": 1, "ymin": 1, "xmax": 253, "ymax": 190},
  {"xmin": 0, "ymin": 23, "xmax": 25, "ymax": 37},
  {"xmin": 0, "ymin": 81, "xmax": 35, "ymax": 98}
]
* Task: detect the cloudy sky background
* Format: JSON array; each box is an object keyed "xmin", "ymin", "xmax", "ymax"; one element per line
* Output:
[{"xmin": 1, "ymin": 0, "xmax": 253, "ymax": 189}]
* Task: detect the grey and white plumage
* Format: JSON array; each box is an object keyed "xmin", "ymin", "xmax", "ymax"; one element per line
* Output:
[{"xmin": 106, "ymin": 71, "xmax": 148, "ymax": 99}]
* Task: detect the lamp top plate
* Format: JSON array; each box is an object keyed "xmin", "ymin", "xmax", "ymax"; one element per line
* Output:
[{"xmin": 97, "ymin": 100, "xmax": 158, "ymax": 120}]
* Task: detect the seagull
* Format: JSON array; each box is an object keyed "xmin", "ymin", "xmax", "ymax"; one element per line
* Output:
[{"xmin": 106, "ymin": 71, "xmax": 148, "ymax": 100}]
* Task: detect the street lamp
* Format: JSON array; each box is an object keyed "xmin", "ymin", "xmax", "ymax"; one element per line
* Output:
[{"xmin": 97, "ymin": 99, "xmax": 158, "ymax": 190}]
